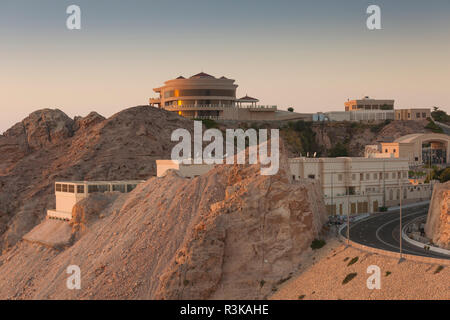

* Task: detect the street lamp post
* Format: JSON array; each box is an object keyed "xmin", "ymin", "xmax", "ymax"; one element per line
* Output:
[
  {"xmin": 347, "ymin": 191, "xmax": 350, "ymax": 246},
  {"xmin": 399, "ymin": 180, "xmax": 403, "ymax": 260},
  {"xmin": 331, "ymin": 171, "xmax": 334, "ymax": 216}
]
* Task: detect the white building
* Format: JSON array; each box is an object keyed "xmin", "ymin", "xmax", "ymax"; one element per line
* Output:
[
  {"xmin": 289, "ymin": 157, "xmax": 431, "ymax": 215},
  {"xmin": 313, "ymin": 110, "xmax": 395, "ymax": 122},
  {"xmin": 154, "ymin": 156, "xmax": 434, "ymax": 216},
  {"xmin": 47, "ymin": 180, "xmax": 144, "ymax": 220},
  {"xmin": 156, "ymin": 160, "xmax": 214, "ymax": 178}
]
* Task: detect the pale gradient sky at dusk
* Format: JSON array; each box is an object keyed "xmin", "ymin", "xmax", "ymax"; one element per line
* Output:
[{"xmin": 1, "ymin": 0, "xmax": 449, "ymax": 132}]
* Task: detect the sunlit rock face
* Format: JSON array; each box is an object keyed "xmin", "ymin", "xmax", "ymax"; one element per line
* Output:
[
  {"xmin": 0, "ymin": 143, "xmax": 327, "ymax": 300},
  {"xmin": 425, "ymin": 181, "xmax": 450, "ymax": 249},
  {"xmin": 0, "ymin": 106, "xmax": 193, "ymax": 252}
]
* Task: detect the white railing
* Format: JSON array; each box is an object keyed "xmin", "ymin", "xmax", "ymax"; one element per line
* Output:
[
  {"xmin": 163, "ymin": 104, "xmax": 277, "ymax": 110},
  {"xmin": 193, "ymin": 116, "xmax": 223, "ymax": 120}
]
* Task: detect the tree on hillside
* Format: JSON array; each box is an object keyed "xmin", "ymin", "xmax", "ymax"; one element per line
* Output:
[
  {"xmin": 287, "ymin": 107, "xmax": 294, "ymax": 112},
  {"xmin": 328, "ymin": 142, "xmax": 349, "ymax": 157},
  {"xmin": 439, "ymin": 168, "xmax": 450, "ymax": 183},
  {"xmin": 425, "ymin": 119, "xmax": 444, "ymax": 133},
  {"xmin": 431, "ymin": 107, "xmax": 450, "ymax": 124}
]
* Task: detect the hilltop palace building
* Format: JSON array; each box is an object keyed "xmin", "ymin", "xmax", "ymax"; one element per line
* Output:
[{"xmin": 149, "ymin": 72, "xmax": 311, "ymax": 121}]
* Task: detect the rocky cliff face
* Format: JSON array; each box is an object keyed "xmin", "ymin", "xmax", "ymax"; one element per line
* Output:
[
  {"xmin": 425, "ymin": 181, "xmax": 450, "ymax": 249},
  {"xmin": 0, "ymin": 106, "xmax": 193, "ymax": 252},
  {"xmin": 312, "ymin": 120, "xmax": 430, "ymax": 157},
  {"xmin": 0, "ymin": 147, "xmax": 327, "ymax": 299}
]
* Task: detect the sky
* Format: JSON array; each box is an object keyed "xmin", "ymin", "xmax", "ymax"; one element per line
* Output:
[{"xmin": 1, "ymin": 0, "xmax": 449, "ymax": 132}]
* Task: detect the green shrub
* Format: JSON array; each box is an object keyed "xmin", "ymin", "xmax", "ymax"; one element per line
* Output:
[
  {"xmin": 193, "ymin": 118, "xmax": 218, "ymax": 129},
  {"xmin": 434, "ymin": 265, "xmax": 444, "ymax": 274},
  {"xmin": 298, "ymin": 295, "xmax": 305, "ymax": 300},
  {"xmin": 347, "ymin": 256, "xmax": 359, "ymax": 266},
  {"xmin": 310, "ymin": 239, "xmax": 326, "ymax": 250},
  {"xmin": 438, "ymin": 168, "xmax": 450, "ymax": 183},
  {"xmin": 431, "ymin": 107, "xmax": 450, "ymax": 124},
  {"xmin": 425, "ymin": 120, "xmax": 443, "ymax": 133},
  {"xmin": 328, "ymin": 142, "xmax": 349, "ymax": 157},
  {"xmin": 342, "ymin": 273, "xmax": 357, "ymax": 285}
]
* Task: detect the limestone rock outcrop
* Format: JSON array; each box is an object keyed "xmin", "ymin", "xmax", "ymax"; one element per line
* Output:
[
  {"xmin": 0, "ymin": 148, "xmax": 327, "ymax": 299},
  {"xmin": 0, "ymin": 106, "xmax": 193, "ymax": 252},
  {"xmin": 425, "ymin": 181, "xmax": 450, "ymax": 249}
]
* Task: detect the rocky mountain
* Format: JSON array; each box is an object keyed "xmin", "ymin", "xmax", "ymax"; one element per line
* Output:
[
  {"xmin": 0, "ymin": 145, "xmax": 327, "ymax": 299},
  {"xmin": 0, "ymin": 106, "xmax": 193, "ymax": 252},
  {"xmin": 0, "ymin": 107, "xmax": 433, "ymax": 253}
]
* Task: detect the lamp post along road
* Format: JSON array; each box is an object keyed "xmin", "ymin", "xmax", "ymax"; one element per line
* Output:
[
  {"xmin": 399, "ymin": 180, "xmax": 403, "ymax": 260},
  {"xmin": 347, "ymin": 192, "xmax": 350, "ymax": 246}
]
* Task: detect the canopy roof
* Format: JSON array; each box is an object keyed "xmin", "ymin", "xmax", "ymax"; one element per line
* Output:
[{"xmin": 237, "ymin": 95, "xmax": 259, "ymax": 102}]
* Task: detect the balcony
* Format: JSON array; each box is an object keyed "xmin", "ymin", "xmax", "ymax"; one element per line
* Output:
[
  {"xmin": 163, "ymin": 104, "xmax": 225, "ymax": 112},
  {"xmin": 162, "ymin": 104, "xmax": 277, "ymax": 111}
]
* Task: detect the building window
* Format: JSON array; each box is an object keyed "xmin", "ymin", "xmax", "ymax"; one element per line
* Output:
[
  {"xmin": 127, "ymin": 184, "xmax": 137, "ymax": 192},
  {"xmin": 373, "ymin": 173, "xmax": 377, "ymax": 180},
  {"xmin": 68, "ymin": 185, "xmax": 75, "ymax": 193},
  {"xmin": 62, "ymin": 184, "xmax": 68, "ymax": 192},
  {"xmin": 55, "ymin": 184, "xmax": 62, "ymax": 192},
  {"xmin": 416, "ymin": 113, "xmax": 420, "ymax": 118},
  {"xmin": 88, "ymin": 185, "xmax": 109, "ymax": 193},
  {"xmin": 366, "ymin": 173, "xmax": 370, "ymax": 180},
  {"xmin": 112, "ymin": 184, "xmax": 126, "ymax": 193},
  {"xmin": 422, "ymin": 113, "xmax": 426, "ymax": 118},
  {"xmin": 77, "ymin": 185, "xmax": 85, "ymax": 194},
  {"xmin": 308, "ymin": 174, "xmax": 315, "ymax": 179}
]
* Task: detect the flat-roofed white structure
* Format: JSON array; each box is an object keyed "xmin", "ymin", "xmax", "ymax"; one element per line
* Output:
[
  {"xmin": 156, "ymin": 156, "xmax": 433, "ymax": 216},
  {"xmin": 313, "ymin": 110, "xmax": 394, "ymax": 122},
  {"xmin": 47, "ymin": 180, "xmax": 144, "ymax": 221},
  {"xmin": 366, "ymin": 133, "xmax": 450, "ymax": 166},
  {"xmin": 156, "ymin": 160, "xmax": 214, "ymax": 178}
]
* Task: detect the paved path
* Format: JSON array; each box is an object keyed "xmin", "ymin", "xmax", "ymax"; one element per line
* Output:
[{"xmin": 340, "ymin": 205, "xmax": 450, "ymax": 260}]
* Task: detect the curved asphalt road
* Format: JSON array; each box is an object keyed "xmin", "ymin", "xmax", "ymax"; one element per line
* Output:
[{"xmin": 341, "ymin": 204, "xmax": 450, "ymax": 260}]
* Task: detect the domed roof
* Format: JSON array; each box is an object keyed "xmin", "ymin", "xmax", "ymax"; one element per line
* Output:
[{"xmin": 190, "ymin": 72, "xmax": 215, "ymax": 79}]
